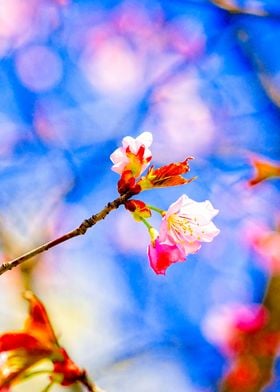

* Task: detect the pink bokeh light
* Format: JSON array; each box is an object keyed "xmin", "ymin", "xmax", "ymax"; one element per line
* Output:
[{"xmin": 15, "ymin": 45, "xmax": 63, "ymax": 92}]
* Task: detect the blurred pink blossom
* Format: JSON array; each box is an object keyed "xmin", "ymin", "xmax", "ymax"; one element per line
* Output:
[
  {"xmin": 244, "ymin": 222, "xmax": 280, "ymax": 273},
  {"xmin": 202, "ymin": 303, "xmax": 269, "ymax": 355},
  {"xmin": 203, "ymin": 302, "xmax": 280, "ymax": 391}
]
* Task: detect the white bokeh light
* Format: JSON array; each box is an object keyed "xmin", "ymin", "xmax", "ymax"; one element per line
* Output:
[{"xmin": 81, "ymin": 37, "xmax": 143, "ymax": 96}]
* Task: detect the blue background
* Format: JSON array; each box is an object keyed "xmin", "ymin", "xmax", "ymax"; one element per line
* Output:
[{"xmin": 0, "ymin": 1, "xmax": 279, "ymax": 391}]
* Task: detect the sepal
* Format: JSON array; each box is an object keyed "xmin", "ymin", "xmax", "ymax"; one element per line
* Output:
[{"xmin": 125, "ymin": 200, "xmax": 151, "ymax": 221}]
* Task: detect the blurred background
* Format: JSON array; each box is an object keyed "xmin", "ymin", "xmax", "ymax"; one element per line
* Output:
[{"xmin": 0, "ymin": 0, "xmax": 280, "ymax": 391}]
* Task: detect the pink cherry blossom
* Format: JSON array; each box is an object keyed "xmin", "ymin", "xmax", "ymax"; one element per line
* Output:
[
  {"xmin": 110, "ymin": 131, "xmax": 152, "ymax": 176},
  {"xmin": 159, "ymin": 194, "xmax": 220, "ymax": 254},
  {"xmin": 147, "ymin": 195, "xmax": 219, "ymax": 274},
  {"xmin": 148, "ymin": 237, "xmax": 186, "ymax": 275}
]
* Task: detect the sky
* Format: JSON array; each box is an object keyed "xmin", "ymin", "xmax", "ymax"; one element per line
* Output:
[{"xmin": 0, "ymin": 1, "xmax": 280, "ymax": 391}]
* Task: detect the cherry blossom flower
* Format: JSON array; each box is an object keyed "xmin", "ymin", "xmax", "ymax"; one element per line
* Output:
[
  {"xmin": 110, "ymin": 133, "xmax": 219, "ymax": 273},
  {"xmin": 159, "ymin": 194, "xmax": 220, "ymax": 254},
  {"xmin": 147, "ymin": 195, "xmax": 219, "ymax": 274},
  {"xmin": 0, "ymin": 291, "xmax": 94, "ymax": 391},
  {"xmin": 110, "ymin": 131, "xmax": 152, "ymax": 177}
]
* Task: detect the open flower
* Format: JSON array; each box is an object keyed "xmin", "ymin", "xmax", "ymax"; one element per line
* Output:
[
  {"xmin": 159, "ymin": 194, "xmax": 220, "ymax": 253},
  {"xmin": 147, "ymin": 195, "xmax": 219, "ymax": 274},
  {"xmin": 0, "ymin": 291, "xmax": 94, "ymax": 391},
  {"xmin": 110, "ymin": 131, "xmax": 153, "ymax": 177}
]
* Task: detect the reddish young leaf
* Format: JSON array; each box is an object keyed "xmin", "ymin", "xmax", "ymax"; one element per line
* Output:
[
  {"xmin": 0, "ymin": 333, "xmax": 50, "ymax": 352},
  {"xmin": 248, "ymin": 156, "xmax": 280, "ymax": 186},
  {"xmin": 153, "ymin": 157, "xmax": 192, "ymax": 177},
  {"xmin": 23, "ymin": 291, "xmax": 58, "ymax": 346},
  {"xmin": 0, "ymin": 291, "xmax": 91, "ymax": 391},
  {"xmin": 139, "ymin": 157, "xmax": 195, "ymax": 190}
]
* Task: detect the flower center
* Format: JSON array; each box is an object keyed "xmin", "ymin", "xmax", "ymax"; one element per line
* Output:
[{"xmin": 168, "ymin": 214, "xmax": 195, "ymax": 239}]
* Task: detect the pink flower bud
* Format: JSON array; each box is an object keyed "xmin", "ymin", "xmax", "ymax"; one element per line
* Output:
[
  {"xmin": 110, "ymin": 131, "xmax": 152, "ymax": 177},
  {"xmin": 148, "ymin": 238, "xmax": 186, "ymax": 275}
]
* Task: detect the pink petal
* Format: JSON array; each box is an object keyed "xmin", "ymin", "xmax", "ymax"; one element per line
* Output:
[
  {"xmin": 148, "ymin": 239, "xmax": 186, "ymax": 275},
  {"xmin": 181, "ymin": 240, "xmax": 201, "ymax": 254},
  {"xmin": 161, "ymin": 194, "xmax": 220, "ymax": 247}
]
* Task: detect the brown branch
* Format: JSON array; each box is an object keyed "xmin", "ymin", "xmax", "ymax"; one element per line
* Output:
[
  {"xmin": 81, "ymin": 373, "xmax": 106, "ymax": 392},
  {"xmin": 0, "ymin": 192, "xmax": 133, "ymax": 277}
]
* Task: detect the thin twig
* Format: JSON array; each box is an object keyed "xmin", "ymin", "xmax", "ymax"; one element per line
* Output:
[
  {"xmin": 81, "ymin": 373, "xmax": 105, "ymax": 392},
  {"xmin": 0, "ymin": 192, "xmax": 132, "ymax": 277}
]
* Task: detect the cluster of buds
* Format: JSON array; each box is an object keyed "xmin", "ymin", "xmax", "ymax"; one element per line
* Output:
[{"xmin": 110, "ymin": 132, "xmax": 220, "ymax": 274}]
